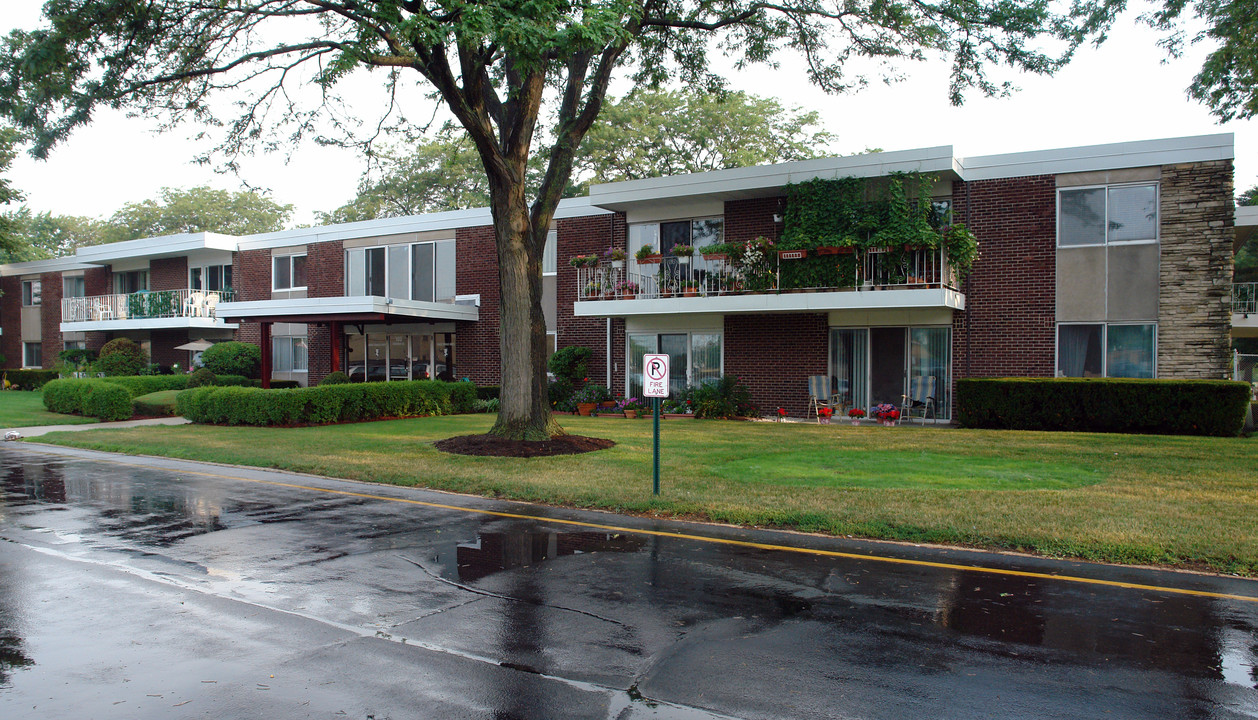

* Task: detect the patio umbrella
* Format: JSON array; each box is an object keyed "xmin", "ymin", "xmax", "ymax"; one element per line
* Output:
[{"xmin": 173, "ymin": 339, "xmax": 215, "ymax": 352}]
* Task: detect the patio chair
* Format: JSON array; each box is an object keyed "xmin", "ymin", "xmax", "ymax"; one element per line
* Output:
[
  {"xmin": 807, "ymin": 375, "xmax": 843, "ymax": 422},
  {"xmin": 186, "ymin": 291, "xmax": 205, "ymax": 317},
  {"xmin": 900, "ymin": 376, "xmax": 937, "ymax": 424},
  {"xmin": 203, "ymin": 293, "xmax": 219, "ymax": 318}
]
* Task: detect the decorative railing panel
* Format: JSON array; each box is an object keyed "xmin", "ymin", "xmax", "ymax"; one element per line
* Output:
[
  {"xmin": 1235, "ymin": 282, "xmax": 1257, "ymax": 315},
  {"xmin": 62, "ymin": 289, "xmax": 235, "ymax": 323}
]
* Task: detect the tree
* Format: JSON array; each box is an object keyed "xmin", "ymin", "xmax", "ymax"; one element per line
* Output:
[
  {"xmin": 103, "ymin": 186, "xmax": 293, "ymax": 242},
  {"xmin": 0, "ymin": 126, "xmax": 23, "ymax": 255},
  {"xmin": 0, "ymin": 206, "xmax": 106, "ymax": 263},
  {"xmin": 576, "ymin": 90, "xmax": 835, "ymax": 184},
  {"xmin": 0, "ymin": 0, "xmax": 1220, "ymax": 440},
  {"xmin": 1240, "ymin": 186, "xmax": 1258, "ymax": 207}
]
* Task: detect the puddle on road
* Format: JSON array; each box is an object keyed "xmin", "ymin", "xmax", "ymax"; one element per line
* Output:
[{"xmin": 448, "ymin": 524, "xmax": 647, "ymax": 583}]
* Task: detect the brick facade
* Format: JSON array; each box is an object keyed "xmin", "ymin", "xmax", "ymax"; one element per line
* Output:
[
  {"xmin": 556, "ymin": 213, "xmax": 621, "ymax": 386},
  {"xmin": 0, "ymin": 276, "xmax": 20, "ymax": 367},
  {"xmin": 306, "ymin": 241, "xmax": 342, "ymax": 298},
  {"xmin": 307, "ymin": 324, "xmax": 333, "ymax": 385},
  {"xmin": 150, "ymin": 329, "xmax": 187, "ymax": 368},
  {"xmin": 724, "ymin": 313, "xmax": 829, "ymax": 417},
  {"xmin": 149, "ymin": 257, "xmax": 187, "ymax": 291},
  {"xmin": 39, "ymin": 272, "xmax": 63, "ymax": 363},
  {"xmin": 454, "ymin": 226, "xmax": 501, "ymax": 385},
  {"xmin": 235, "ymin": 249, "xmax": 272, "ymax": 302},
  {"xmin": 84, "ymin": 267, "xmax": 110, "ymax": 297},
  {"xmin": 1157, "ymin": 160, "xmax": 1235, "ymax": 379},
  {"xmin": 724, "ymin": 196, "xmax": 784, "ymax": 245},
  {"xmin": 951, "ymin": 175, "xmax": 1058, "ymax": 380}
]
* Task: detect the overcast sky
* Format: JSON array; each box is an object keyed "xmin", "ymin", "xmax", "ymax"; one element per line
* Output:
[{"xmin": 2, "ymin": 2, "xmax": 1254, "ymax": 227}]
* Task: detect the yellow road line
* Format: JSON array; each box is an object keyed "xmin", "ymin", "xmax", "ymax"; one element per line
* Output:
[{"xmin": 18, "ymin": 446, "xmax": 1258, "ymax": 604}]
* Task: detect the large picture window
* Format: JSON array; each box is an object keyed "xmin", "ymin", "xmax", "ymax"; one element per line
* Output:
[
  {"xmin": 1057, "ymin": 323, "xmax": 1155, "ymax": 378},
  {"xmin": 346, "ymin": 240, "xmax": 456, "ymax": 301},
  {"xmin": 1058, "ymin": 184, "xmax": 1158, "ymax": 247},
  {"xmin": 273, "ymin": 254, "xmax": 307, "ymax": 291},
  {"xmin": 23, "ymin": 342, "xmax": 41, "ymax": 368},
  {"xmin": 191, "ymin": 264, "xmax": 233, "ymax": 292},
  {"xmin": 63, "ymin": 276, "xmax": 85, "ymax": 298},
  {"xmin": 113, "ymin": 270, "xmax": 148, "ymax": 295},
  {"xmin": 626, "ymin": 332, "xmax": 722, "ymax": 398},
  {"xmin": 21, "ymin": 280, "xmax": 41, "ymax": 306}
]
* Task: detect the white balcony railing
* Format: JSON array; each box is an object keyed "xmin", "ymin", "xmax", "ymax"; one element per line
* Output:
[
  {"xmin": 61, "ymin": 289, "xmax": 235, "ymax": 323},
  {"xmin": 576, "ymin": 248, "xmax": 958, "ymax": 302},
  {"xmin": 1235, "ymin": 282, "xmax": 1257, "ymax": 314}
]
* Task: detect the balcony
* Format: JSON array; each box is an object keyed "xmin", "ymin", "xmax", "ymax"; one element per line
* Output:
[
  {"xmin": 1235, "ymin": 282, "xmax": 1258, "ymax": 338},
  {"xmin": 60, "ymin": 289, "xmax": 239, "ymax": 332},
  {"xmin": 573, "ymin": 247, "xmax": 965, "ymax": 318}
]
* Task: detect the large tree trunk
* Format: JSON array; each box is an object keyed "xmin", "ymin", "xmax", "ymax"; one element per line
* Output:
[{"xmin": 487, "ymin": 188, "xmax": 564, "ymax": 441}]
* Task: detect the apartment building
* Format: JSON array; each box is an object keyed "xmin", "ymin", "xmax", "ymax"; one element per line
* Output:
[{"xmin": 1, "ymin": 134, "xmax": 1247, "ymax": 418}]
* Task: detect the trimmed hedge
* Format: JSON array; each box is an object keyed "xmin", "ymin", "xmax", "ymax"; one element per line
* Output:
[
  {"xmin": 956, "ymin": 378, "xmax": 1251, "ymax": 437},
  {"xmin": 2, "ymin": 369, "xmax": 59, "ymax": 390},
  {"xmin": 476, "ymin": 385, "xmax": 500, "ymax": 400},
  {"xmin": 178, "ymin": 380, "xmax": 478, "ymax": 426},
  {"xmin": 200, "ymin": 341, "xmax": 261, "ymax": 378},
  {"xmin": 42, "ymin": 379, "xmax": 133, "ymax": 421}
]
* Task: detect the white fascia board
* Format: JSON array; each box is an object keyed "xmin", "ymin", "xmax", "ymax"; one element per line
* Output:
[
  {"xmin": 1238, "ymin": 205, "xmax": 1258, "ymax": 228},
  {"xmin": 235, "ymin": 197, "xmax": 612, "ymax": 252},
  {"xmin": 959, "ymin": 133, "xmax": 1234, "ymax": 181},
  {"xmin": 0, "ymin": 256, "xmax": 95, "ymax": 277},
  {"xmin": 218, "ymin": 295, "xmax": 479, "ymax": 322},
  {"xmin": 60, "ymin": 317, "xmax": 240, "ymax": 333},
  {"xmin": 72, "ymin": 231, "xmax": 239, "ymax": 265},
  {"xmin": 1232, "ymin": 315, "xmax": 1258, "ymax": 338},
  {"xmin": 573, "ymin": 288, "xmax": 965, "ymax": 318},
  {"xmin": 587, "ymin": 147, "xmax": 958, "ymax": 210}
]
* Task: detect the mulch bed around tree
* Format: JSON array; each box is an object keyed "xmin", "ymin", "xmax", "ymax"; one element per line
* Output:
[{"xmin": 435, "ymin": 433, "xmax": 615, "ymax": 457}]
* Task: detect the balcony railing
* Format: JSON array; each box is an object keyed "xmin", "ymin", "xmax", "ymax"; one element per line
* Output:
[
  {"xmin": 1235, "ymin": 282, "xmax": 1257, "ymax": 315},
  {"xmin": 576, "ymin": 248, "xmax": 959, "ymax": 302},
  {"xmin": 62, "ymin": 289, "xmax": 236, "ymax": 323}
]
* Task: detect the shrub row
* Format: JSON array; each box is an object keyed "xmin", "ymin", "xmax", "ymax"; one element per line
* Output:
[
  {"xmin": 2, "ymin": 369, "xmax": 59, "ymax": 390},
  {"xmin": 42, "ymin": 379, "xmax": 133, "ymax": 421},
  {"xmin": 956, "ymin": 378, "xmax": 1251, "ymax": 437},
  {"xmin": 89, "ymin": 374, "xmax": 255, "ymax": 398},
  {"xmin": 177, "ymin": 380, "xmax": 478, "ymax": 426}
]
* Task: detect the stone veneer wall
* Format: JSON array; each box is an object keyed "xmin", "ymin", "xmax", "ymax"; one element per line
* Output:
[{"xmin": 1157, "ymin": 160, "xmax": 1234, "ymax": 379}]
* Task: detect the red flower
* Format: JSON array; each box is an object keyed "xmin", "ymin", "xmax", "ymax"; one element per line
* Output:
[{"xmin": 777, "ymin": 407, "xmax": 787, "ymax": 416}]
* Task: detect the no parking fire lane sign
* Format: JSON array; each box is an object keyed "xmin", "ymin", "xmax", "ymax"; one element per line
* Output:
[{"xmin": 643, "ymin": 353, "xmax": 670, "ymax": 398}]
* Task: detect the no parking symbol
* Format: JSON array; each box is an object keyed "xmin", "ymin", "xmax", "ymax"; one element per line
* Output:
[{"xmin": 643, "ymin": 354, "xmax": 670, "ymax": 398}]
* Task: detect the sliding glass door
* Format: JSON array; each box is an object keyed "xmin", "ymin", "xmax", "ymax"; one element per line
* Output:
[
  {"xmin": 830, "ymin": 326, "xmax": 951, "ymax": 420},
  {"xmin": 830, "ymin": 329, "xmax": 869, "ymax": 411}
]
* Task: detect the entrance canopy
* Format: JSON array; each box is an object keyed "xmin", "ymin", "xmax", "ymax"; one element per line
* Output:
[{"xmin": 216, "ymin": 296, "xmax": 479, "ymax": 325}]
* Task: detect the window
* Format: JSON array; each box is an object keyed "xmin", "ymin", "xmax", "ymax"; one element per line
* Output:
[
  {"xmin": 627, "ymin": 332, "xmax": 722, "ymax": 398},
  {"xmin": 271, "ymin": 336, "xmax": 308, "ymax": 373},
  {"xmin": 1057, "ymin": 323, "xmax": 1155, "ymax": 378},
  {"xmin": 21, "ymin": 280, "xmax": 41, "ymax": 306},
  {"xmin": 23, "ymin": 343, "xmax": 41, "ymax": 368},
  {"xmin": 346, "ymin": 241, "xmax": 456, "ymax": 301},
  {"xmin": 113, "ymin": 270, "xmax": 148, "ymax": 295},
  {"xmin": 1058, "ymin": 184, "xmax": 1158, "ymax": 247},
  {"xmin": 191, "ymin": 264, "xmax": 233, "ymax": 292},
  {"xmin": 63, "ymin": 276, "xmax": 85, "ymax": 298},
  {"xmin": 63, "ymin": 340, "xmax": 85, "ymax": 352},
  {"xmin": 543, "ymin": 230, "xmax": 558, "ymax": 275},
  {"xmin": 273, "ymin": 255, "xmax": 307, "ymax": 290}
]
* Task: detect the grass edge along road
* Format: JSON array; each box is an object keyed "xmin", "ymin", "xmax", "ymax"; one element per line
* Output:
[
  {"xmin": 0, "ymin": 390, "xmax": 97, "ymax": 428},
  {"xmin": 32, "ymin": 414, "xmax": 1258, "ymax": 576}
]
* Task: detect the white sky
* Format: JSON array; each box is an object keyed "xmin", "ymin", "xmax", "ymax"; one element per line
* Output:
[{"xmin": 2, "ymin": 2, "xmax": 1254, "ymax": 227}]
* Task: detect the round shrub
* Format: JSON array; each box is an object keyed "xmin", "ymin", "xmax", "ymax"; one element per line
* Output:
[
  {"xmin": 548, "ymin": 346, "xmax": 592, "ymax": 382},
  {"xmin": 200, "ymin": 341, "xmax": 261, "ymax": 378},
  {"xmin": 187, "ymin": 368, "xmax": 217, "ymax": 388},
  {"xmin": 97, "ymin": 338, "xmax": 148, "ymax": 376},
  {"xmin": 319, "ymin": 371, "xmax": 351, "ymax": 386}
]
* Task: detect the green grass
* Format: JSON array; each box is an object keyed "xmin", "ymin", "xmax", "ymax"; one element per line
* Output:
[
  {"xmin": 132, "ymin": 390, "xmax": 180, "ymax": 417},
  {"xmin": 34, "ymin": 415, "xmax": 1258, "ymax": 575},
  {"xmin": 0, "ymin": 390, "xmax": 98, "ymax": 427}
]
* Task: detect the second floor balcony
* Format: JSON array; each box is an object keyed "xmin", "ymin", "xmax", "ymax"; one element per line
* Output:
[
  {"xmin": 573, "ymin": 247, "xmax": 965, "ymax": 318},
  {"xmin": 1235, "ymin": 282, "xmax": 1258, "ymax": 338},
  {"xmin": 61, "ymin": 289, "xmax": 238, "ymax": 331}
]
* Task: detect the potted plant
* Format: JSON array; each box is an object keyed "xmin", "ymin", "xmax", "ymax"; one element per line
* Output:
[
  {"xmin": 671, "ymin": 243, "xmax": 695, "ymax": 265},
  {"xmin": 572, "ymin": 383, "xmax": 611, "ymax": 416},
  {"xmin": 583, "ymin": 281, "xmax": 600, "ymax": 299},
  {"xmin": 605, "ymin": 247, "xmax": 627, "ymax": 268},
  {"xmin": 635, "ymin": 244, "xmax": 663, "ymax": 264},
  {"xmin": 818, "ymin": 406, "xmax": 834, "ymax": 424},
  {"xmin": 618, "ymin": 397, "xmax": 648, "ymax": 419},
  {"xmin": 848, "ymin": 407, "xmax": 866, "ymax": 426},
  {"xmin": 682, "ymin": 282, "xmax": 699, "ymax": 297},
  {"xmin": 873, "ymin": 403, "xmax": 900, "ymax": 426},
  {"xmin": 775, "ymin": 407, "xmax": 788, "ymax": 422},
  {"xmin": 615, "ymin": 279, "xmax": 640, "ymax": 298},
  {"xmin": 700, "ymin": 243, "xmax": 731, "ymax": 262}
]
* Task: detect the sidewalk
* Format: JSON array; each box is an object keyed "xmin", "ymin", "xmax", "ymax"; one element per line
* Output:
[{"xmin": 6, "ymin": 416, "xmax": 190, "ymax": 438}]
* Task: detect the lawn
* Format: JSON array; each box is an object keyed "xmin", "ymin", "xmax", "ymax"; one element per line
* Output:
[
  {"xmin": 34, "ymin": 414, "xmax": 1258, "ymax": 575},
  {"xmin": 0, "ymin": 390, "xmax": 98, "ymax": 428}
]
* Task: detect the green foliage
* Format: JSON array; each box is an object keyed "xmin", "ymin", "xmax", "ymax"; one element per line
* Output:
[
  {"xmin": 177, "ymin": 379, "xmax": 474, "ymax": 426},
  {"xmin": 97, "ymin": 338, "xmax": 148, "ymax": 377},
  {"xmin": 0, "ymin": 206, "xmax": 106, "ymax": 262},
  {"xmin": 0, "ymin": 125, "xmax": 23, "ymax": 256},
  {"xmin": 103, "ymin": 186, "xmax": 292, "ymax": 242},
  {"xmin": 548, "ymin": 377, "xmax": 576, "ymax": 412},
  {"xmin": 132, "ymin": 390, "xmax": 179, "ymax": 417},
  {"xmin": 187, "ymin": 368, "xmax": 217, "ymax": 388},
  {"xmin": 318, "ymin": 371, "xmax": 351, "ymax": 386},
  {"xmin": 692, "ymin": 376, "xmax": 759, "ymax": 419},
  {"xmin": 42, "ymin": 378, "xmax": 132, "ymax": 421},
  {"xmin": 2, "ymin": 369, "xmax": 58, "ymax": 390},
  {"xmin": 200, "ymin": 342, "xmax": 261, "ymax": 378},
  {"xmin": 475, "ymin": 385, "xmax": 500, "ymax": 400},
  {"xmin": 548, "ymin": 346, "xmax": 592, "ymax": 382},
  {"xmin": 571, "ymin": 384, "xmax": 612, "ymax": 405},
  {"xmin": 98, "ymin": 375, "xmax": 190, "ymax": 398},
  {"xmin": 58, "ymin": 348, "xmax": 97, "ymax": 368},
  {"xmin": 956, "ymin": 378, "xmax": 1252, "ymax": 437},
  {"xmin": 1239, "ymin": 185, "xmax": 1258, "ymax": 207}
]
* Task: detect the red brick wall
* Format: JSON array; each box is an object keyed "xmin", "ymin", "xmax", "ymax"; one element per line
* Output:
[
  {"xmin": 306, "ymin": 241, "xmax": 342, "ymax": 298},
  {"xmin": 951, "ymin": 175, "xmax": 1057, "ymax": 380},
  {"xmin": 150, "ymin": 329, "xmax": 187, "ymax": 368},
  {"xmin": 84, "ymin": 267, "xmax": 110, "ymax": 297},
  {"xmin": 39, "ymin": 272, "xmax": 63, "ymax": 363},
  {"xmin": 149, "ymin": 257, "xmax": 187, "ymax": 291},
  {"xmin": 724, "ymin": 313, "xmax": 828, "ymax": 416},
  {"xmin": 556, "ymin": 213, "xmax": 621, "ymax": 387},
  {"xmin": 308, "ymin": 324, "xmax": 332, "ymax": 385},
  {"xmin": 235, "ymin": 249, "xmax": 272, "ymax": 302},
  {"xmin": 0, "ymin": 276, "xmax": 20, "ymax": 368},
  {"xmin": 454, "ymin": 226, "xmax": 500, "ymax": 385},
  {"xmin": 725, "ymin": 197, "xmax": 784, "ymax": 245}
]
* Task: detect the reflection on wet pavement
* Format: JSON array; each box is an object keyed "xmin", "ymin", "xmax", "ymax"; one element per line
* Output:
[{"xmin": 2, "ymin": 448, "xmax": 1258, "ymax": 719}]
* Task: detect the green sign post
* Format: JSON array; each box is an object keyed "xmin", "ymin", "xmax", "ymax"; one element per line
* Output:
[{"xmin": 642, "ymin": 353, "xmax": 670, "ymax": 496}]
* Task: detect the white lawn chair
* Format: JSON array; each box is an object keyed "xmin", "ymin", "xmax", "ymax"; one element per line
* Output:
[
  {"xmin": 203, "ymin": 293, "xmax": 219, "ymax": 318},
  {"xmin": 807, "ymin": 375, "xmax": 842, "ymax": 422},
  {"xmin": 186, "ymin": 291, "xmax": 205, "ymax": 317},
  {"xmin": 901, "ymin": 376, "xmax": 937, "ymax": 424}
]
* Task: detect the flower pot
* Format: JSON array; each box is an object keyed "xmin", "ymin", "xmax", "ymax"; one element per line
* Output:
[
  {"xmin": 814, "ymin": 246, "xmax": 844, "ymax": 256},
  {"xmin": 612, "ymin": 260, "xmax": 624, "ymax": 269},
  {"xmin": 624, "ymin": 410, "xmax": 638, "ymax": 419},
  {"xmin": 637, "ymin": 254, "xmax": 663, "ymax": 264},
  {"xmin": 851, "ymin": 419, "xmax": 861, "ymax": 426},
  {"xmin": 683, "ymin": 288, "xmax": 698, "ymax": 297},
  {"xmin": 701, "ymin": 252, "xmax": 729, "ymax": 262},
  {"xmin": 600, "ymin": 401, "xmax": 617, "ymax": 409},
  {"xmin": 819, "ymin": 417, "xmax": 830, "ymax": 424},
  {"xmin": 882, "ymin": 419, "xmax": 894, "ymax": 427},
  {"xmin": 577, "ymin": 402, "xmax": 597, "ymax": 416},
  {"xmin": 676, "ymin": 255, "xmax": 692, "ymax": 265},
  {"xmin": 777, "ymin": 249, "xmax": 807, "ymax": 260}
]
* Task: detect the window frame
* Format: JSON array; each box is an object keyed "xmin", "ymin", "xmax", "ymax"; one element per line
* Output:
[
  {"xmin": 272, "ymin": 254, "xmax": 308, "ymax": 291},
  {"xmin": 22, "ymin": 342, "xmax": 42, "ymax": 368},
  {"xmin": 62, "ymin": 275, "xmax": 86, "ymax": 299},
  {"xmin": 345, "ymin": 240, "xmax": 455, "ymax": 301},
  {"xmin": 1056, "ymin": 182, "xmax": 1160, "ymax": 249},
  {"xmin": 625, "ymin": 330, "xmax": 724, "ymax": 398},
  {"xmin": 21, "ymin": 280, "xmax": 41, "ymax": 306},
  {"xmin": 1055, "ymin": 322, "xmax": 1158, "ymax": 378},
  {"xmin": 191, "ymin": 263, "xmax": 234, "ymax": 292}
]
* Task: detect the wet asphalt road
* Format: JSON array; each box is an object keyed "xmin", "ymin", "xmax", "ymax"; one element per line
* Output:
[{"xmin": 1, "ymin": 445, "xmax": 1257, "ymax": 719}]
